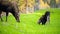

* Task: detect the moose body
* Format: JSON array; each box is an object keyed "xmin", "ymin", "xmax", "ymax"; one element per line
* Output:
[
  {"xmin": 0, "ymin": 0, "xmax": 20, "ymax": 22},
  {"xmin": 38, "ymin": 11, "xmax": 50, "ymax": 25}
]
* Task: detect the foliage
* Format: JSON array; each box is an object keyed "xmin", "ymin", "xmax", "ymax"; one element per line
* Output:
[{"xmin": 43, "ymin": 0, "xmax": 57, "ymax": 8}]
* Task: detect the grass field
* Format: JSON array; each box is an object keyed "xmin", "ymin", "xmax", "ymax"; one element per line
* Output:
[{"xmin": 0, "ymin": 8, "xmax": 60, "ymax": 34}]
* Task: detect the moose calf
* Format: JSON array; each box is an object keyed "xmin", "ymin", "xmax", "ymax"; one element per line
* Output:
[{"xmin": 38, "ymin": 11, "xmax": 50, "ymax": 25}]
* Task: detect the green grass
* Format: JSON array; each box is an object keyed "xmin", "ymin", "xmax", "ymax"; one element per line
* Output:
[{"xmin": 0, "ymin": 8, "xmax": 60, "ymax": 34}]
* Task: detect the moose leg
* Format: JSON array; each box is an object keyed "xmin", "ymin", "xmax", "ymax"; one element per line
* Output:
[
  {"xmin": 0, "ymin": 12, "xmax": 3, "ymax": 21},
  {"xmin": 6, "ymin": 12, "xmax": 8, "ymax": 22}
]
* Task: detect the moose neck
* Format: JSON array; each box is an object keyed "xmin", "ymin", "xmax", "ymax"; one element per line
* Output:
[{"xmin": 11, "ymin": 11, "xmax": 20, "ymax": 22}]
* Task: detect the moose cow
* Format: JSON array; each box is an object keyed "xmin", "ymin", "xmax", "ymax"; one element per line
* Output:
[
  {"xmin": 0, "ymin": 0, "xmax": 20, "ymax": 22},
  {"xmin": 38, "ymin": 11, "xmax": 50, "ymax": 25}
]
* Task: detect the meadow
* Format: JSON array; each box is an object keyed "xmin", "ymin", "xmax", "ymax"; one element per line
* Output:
[{"xmin": 0, "ymin": 8, "xmax": 60, "ymax": 34}]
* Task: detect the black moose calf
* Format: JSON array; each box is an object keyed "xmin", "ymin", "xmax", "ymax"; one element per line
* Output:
[{"xmin": 38, "ymin": 11, "xmax": 50, "ymax": 25}]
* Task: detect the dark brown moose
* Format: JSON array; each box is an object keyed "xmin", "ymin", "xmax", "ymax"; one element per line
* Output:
[{"xmin": 0, "ymin": 0, "xmax": 20, "ymax": 22}]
